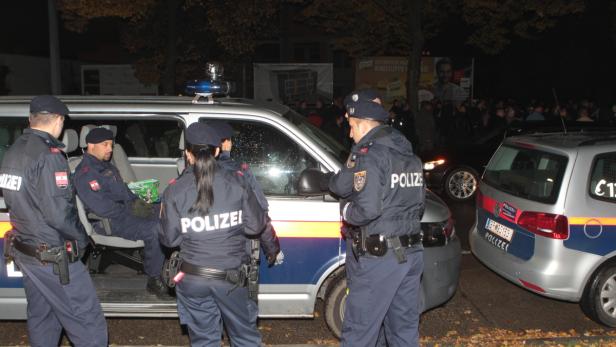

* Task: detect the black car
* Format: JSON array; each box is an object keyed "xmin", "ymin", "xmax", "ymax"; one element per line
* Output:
[{"xmin": 423, "ymin": 119, "xmax": 616, "ymax": 202}]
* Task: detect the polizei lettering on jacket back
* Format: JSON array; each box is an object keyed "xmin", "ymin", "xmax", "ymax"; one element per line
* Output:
[
  {"xmin": 0, "ymin": 173, "xmax": 23, "ymax": 191},
  {"xmin": 181, "ymin": 210, "xmax": 243, "ymax": 233},
  {"xmin": 391, "ymin": 172, "xmax": 423, "ymax": 188}
]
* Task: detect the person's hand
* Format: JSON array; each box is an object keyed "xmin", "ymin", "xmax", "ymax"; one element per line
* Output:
[
  {"xmin": 131, "ymin": 199, "xmax": 153, "ymax": 218},
  {"xmin": 267, "ymin": 251, "xmax": 284, "ymax": 266}
]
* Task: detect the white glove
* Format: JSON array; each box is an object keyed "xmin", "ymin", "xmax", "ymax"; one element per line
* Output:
[{"xmin": 274, "ymin": 251, "xmax": 285, "ymax": 266}]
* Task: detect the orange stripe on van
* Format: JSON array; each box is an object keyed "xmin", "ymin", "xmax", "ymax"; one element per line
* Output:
[
  {"xmin": 569, "ymin": 217, "xmax": 616, "ymax": 226},
  {"xmin": 0, "ymin": 222, "xmax": 12, "ymax": 238},
  {"xmin": 271, "ymin": 221, "xmax": 341, "ymax": 238}
]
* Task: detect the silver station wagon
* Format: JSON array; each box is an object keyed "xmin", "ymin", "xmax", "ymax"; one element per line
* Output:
[
  {"xmin": 471, "ymin": 131, "xmax": 616, "ymax": 327},
  {"xmin": 0, "ymin": 95, "xmax": 460, "ymax": 338}
]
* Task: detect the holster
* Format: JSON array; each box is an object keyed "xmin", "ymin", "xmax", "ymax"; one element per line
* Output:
[
  {"xmin": 38, "ymin": 246, "xmax": 70, "ymax": 285},
  {"xmin": 3, "ymin": 230, "xmax": 14, "ymax": 262},
  {"xmin": 350, "ymin": 227, "xmax": 365, "ymax": 261},
  {"xmin": 13, "ymin": 238, "xmax": 71, "ymax": 285},
  {"xmin": 162, "ymin": 251, "xmax": 182, "ymax": 288},
  {"xmin": 248, "ymin": 239, "xmax": 260, "ymax": 302}
]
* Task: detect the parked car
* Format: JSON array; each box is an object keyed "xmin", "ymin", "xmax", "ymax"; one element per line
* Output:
[
  {"xmin": 470, "ymin": 131, "xmax": 616, "ymax": 327},
  {"xmin": 0, "ymin": 94, "xmax": 461, "ymax": 338}
]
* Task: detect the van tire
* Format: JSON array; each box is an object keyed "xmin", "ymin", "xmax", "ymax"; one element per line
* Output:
[
  {"xmin": 581, "ymin": 264, "xmax": 616, "ymax": 327},
  {"xmin": 324, "ymin": 274, "xmax": 346, "ymax": 339}
]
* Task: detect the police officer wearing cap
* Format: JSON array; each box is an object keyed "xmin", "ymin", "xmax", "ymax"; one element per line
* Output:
[
  {"xmin": 329, "ymin": 89, "xmax": 425, "ymax": 347},
  {"xmin": 0, "ymin": 96, "xmax": 108, "ymax": 346},
  {"xmin": 160, "ymin": 123, "xmax": 266, "ymax": 346},
  {"xmin": 73, "ymin": 127, "xmax": 167, "ymax": 296},
  {"xmin": 206, "ymin": 120, "xmax": 283, "ymax": 267}
]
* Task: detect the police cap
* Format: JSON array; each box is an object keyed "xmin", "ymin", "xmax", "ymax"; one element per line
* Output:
[
  {"xmin": 205, "ymin": 120, "xmax": 235, "ymax": 139},
  {"xmin": 343, "ymin": 89, "xmax": 381, "ymax": 106},
  {"xmin": 29, "ymin": 95, "xmax": 69, "ymax": 116},
  {"xmin": 86, "ymin": 127, "xmax": 114, "ymax": 144},
  {"xmin": 185, "ymin": 122, "xmax": 221, "ymax": 147},
  {"xmin": 345, "ymin": 100, "xmax": 388, "ymax": 122}
]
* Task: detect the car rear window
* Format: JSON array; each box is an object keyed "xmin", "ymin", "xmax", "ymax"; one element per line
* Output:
[
  {"xmin": 589, "ymin": 152, "xmax": 616, "ymax": 203},
  {"xmin": 483, "ymin": 145, "xmax": 568, "ymax": 204}
]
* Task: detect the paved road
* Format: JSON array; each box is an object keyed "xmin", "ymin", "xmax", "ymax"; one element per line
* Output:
[{"xmin": 1, "ymin": 199, "xmax": 614, "ymax": 345}]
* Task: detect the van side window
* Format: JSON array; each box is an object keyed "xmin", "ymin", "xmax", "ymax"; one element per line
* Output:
[
  {"xmin": 65, "ymin": 119, "xmax": 183, "ymax": 158},
  {"xmin": 589, "ymin": 152, "xmax": 616, "ymax": 202},
  {"xmin": 216, "ymin": 120, "xmax": 319, "ymax": 196}
]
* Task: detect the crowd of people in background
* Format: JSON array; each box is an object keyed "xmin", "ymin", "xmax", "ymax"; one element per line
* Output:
[{"xmin": 291, "ymin": 96, "xmax": 616, "ymax": 156}]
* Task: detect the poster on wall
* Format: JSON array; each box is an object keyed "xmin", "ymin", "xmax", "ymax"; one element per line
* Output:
[
  {"xmin": 355, "ymin": 56, "xmax": 474, "ymax": 109},
  {"xmin": 253, "ymin": 63, "xmax": 333, "ymax": 106}
]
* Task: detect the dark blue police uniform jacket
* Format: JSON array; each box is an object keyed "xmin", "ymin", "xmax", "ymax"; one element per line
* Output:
[
  {"xmin": 74, "ymin": 153, "xmax": 151, "ymax": 233},
  {"xmin": 330, "ymin": 125, "xmax": 425, "ymax": 237},
  {"xmin": 0, "ymin": 129, "xmax": 87, "ymax": 249},
  {"xmin": 160, "ymin": 164, "xmax": 266, "ymax": 270}
]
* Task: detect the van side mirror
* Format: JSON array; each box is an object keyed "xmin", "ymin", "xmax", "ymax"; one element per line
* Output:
[{"xmin": 298, "ymin": 168, "xmax": 331, "ymax": 196}]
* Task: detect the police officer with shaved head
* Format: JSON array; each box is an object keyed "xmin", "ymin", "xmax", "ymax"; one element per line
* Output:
[
  {"xmin": 159, "ymin": 122, "xmax": 266, "ymax": 346},
  {"xmin": 0, "ymin": 96, "xmax": 108, "ymax": 346},
  {"xmin": 329, "ymin": 89, "xmax": 426, "ymax": 347}
]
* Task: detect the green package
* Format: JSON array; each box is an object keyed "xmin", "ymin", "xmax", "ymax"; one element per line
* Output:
[{"xmin": 128, "ymin": 178, "xmax": 160, "ymax": 203}]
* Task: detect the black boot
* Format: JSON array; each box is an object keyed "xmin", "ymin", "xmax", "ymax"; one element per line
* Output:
[{"xmin": 147, "ymin": 276, "xmax": 169, "ymax": 298}]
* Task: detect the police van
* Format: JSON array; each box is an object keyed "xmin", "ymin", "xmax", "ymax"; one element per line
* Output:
[
  {"xmin": 0, "ymin": 90, "xmax": 460, "ymax": 337},
  {"xmin": 470, "ymin": 131, "xmax": 616, "ymax": 327}
]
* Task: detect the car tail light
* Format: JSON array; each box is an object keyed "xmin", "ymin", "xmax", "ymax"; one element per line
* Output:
[
  {"xmin": 517, "ymin": 212, "xmax": 568, "ymax": 239},
  {"xmin": 421, "ymin": 217, "xmax": 455, "ymax": 247}
]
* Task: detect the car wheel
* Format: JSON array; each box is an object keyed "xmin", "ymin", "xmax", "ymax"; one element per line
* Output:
[
  {"xmin": 581, "ymin": 264, "xmax": 616, "ymax": 327},
  {"xmin": 324, "ymin": 274, "xmax": 346, "ymax": 339},
  {"xmin": 444, "ymin": 166, "xmax": 478, "ymax": 202}
]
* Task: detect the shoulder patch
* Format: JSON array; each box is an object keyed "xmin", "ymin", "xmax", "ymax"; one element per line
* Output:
[
  {"xmin": 168, "ymin": 178, "xmax": 177, "ymax": 185},
  {"xmin": 353, "ymin": 171, "xmax": 367, "ymax": 192},
  {"xmin": 50, "ymin": 147, "xmax": 61, "ymax": 153},
  {"xmin": 55, "ymin": 172, "xmax": 68, "ymax": 189},
  {"xmin": 236, "ymin": 170, "xmax": 244, "ymax": 177},
  {"xmin": 89, "ymin": 180, "xmax": 101, "ymax": 191}
]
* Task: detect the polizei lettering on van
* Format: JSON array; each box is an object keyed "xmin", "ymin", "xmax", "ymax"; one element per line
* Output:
[
  {"xmin": 181, "ymin": 210, "xmax": 243, "ymax": 233},
  {"xmin": 391, "ymin": 172, "xmax": 423, "ymax": 188},
  {"xmin": 0, "ymin": 173, "xmax": 22, "ymax": 191}
]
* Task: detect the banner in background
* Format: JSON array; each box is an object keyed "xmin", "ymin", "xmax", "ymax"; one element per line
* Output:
[
  {"xmin": 253, "ymin": 63, "xmax": 333, "ymax": 106},
  {"xmin": 355, "ymin": 56, "xmax": 474, "ymax": 109}
]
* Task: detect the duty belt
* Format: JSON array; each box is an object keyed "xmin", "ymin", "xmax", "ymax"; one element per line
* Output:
[
  {"xmin": 12, "ymin": 238, "xmax": 77, "ymax": 285},
  {"xmin": 179, "ymin": 262, "xmax": 228, "ymax": 280},
  {"xmin": 352, "ymin": 231, "xmax": 423, "ymax": 264},
  {"xmin": 180, "ymin": 261, "xmax": 248, "ymax": 288}
]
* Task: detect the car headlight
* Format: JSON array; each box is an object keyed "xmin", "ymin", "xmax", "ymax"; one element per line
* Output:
[{"xmin": 423, "ymin": 159, "xmax": 446, "ymax": 171}]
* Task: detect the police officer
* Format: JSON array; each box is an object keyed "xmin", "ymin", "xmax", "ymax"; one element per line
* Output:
[
  {"xmin": 160, "ymin": 122, "xmax": 266, "ymax": 347},
  {"xmin": 329, "ymin": 90, "xmax": 426, "ymax": 347},
  {"xmin": 206, "ymin": 120, "xmax": 283, "ymax": 266},
  {"xmin": 0, "ymin": 96, "xmax": 108, "ymax": 346},
  {"xmin": 73, "ymin": 127, "xmax": 167, "ymax": 296}
]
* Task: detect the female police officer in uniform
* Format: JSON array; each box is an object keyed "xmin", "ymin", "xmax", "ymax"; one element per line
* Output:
[{"xmin": 159, "ymin": 122, "xmax": 266, "ymax": 346}]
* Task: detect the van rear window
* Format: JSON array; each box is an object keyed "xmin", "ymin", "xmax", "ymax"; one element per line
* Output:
[{"xmin": 483, "ymin": 145, "xmax": 568, "ymax": 204}]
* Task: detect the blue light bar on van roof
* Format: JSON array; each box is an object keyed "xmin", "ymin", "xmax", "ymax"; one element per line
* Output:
[{"xmin": 184, "ymin": 79, "xmax": 231, "ymax": 96}]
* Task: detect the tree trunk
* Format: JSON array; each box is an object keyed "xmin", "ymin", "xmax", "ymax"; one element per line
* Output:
[
  {"xmin": 407, "ymin": 0, "xmax": 424, "ymax": 115},
  {"xmin": 161, "ymin": 0, "xmax": 181, "ymax": 95}
]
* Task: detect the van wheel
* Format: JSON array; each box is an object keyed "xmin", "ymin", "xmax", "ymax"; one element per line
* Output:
[
  {"xmin": 444, "ymin": 166, "xmax": 478, "ymax": 202},
  {"xmin": 324, "ymin": 275, "xmax": 346, "ymax": 339},
  {"xmin": 581, "ymin": 264, "xmax": 616, "ymax": 327}
]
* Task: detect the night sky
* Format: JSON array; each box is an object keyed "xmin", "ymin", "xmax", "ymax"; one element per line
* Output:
[{"xmin": 0, "ymin": 1, "xmax": 614, "ymax": 105}]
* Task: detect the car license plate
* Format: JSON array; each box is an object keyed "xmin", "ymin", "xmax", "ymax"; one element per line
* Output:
[{"xmin": 485, "ymin": 218, "xmax": 514, "ymax": 242}]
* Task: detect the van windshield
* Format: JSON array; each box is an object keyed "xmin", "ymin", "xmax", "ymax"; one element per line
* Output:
[
  {"xmin": 483, "ymin": 145, "xmax": 568, "ymax": 204},
  {"xmin": 282, "ymin": 109, "xmax": 349, "ymax": 163}
]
